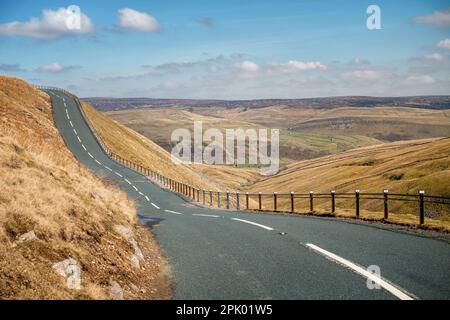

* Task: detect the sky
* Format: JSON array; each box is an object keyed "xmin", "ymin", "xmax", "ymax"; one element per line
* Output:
[{"xmin": 0, "ymin": 0, "xmax": 449, "ymax": 99}]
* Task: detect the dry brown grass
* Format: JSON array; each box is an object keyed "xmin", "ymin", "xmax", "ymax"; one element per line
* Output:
[
  {"xmin": 244, "ymin": 138, "xmax": 450, "ymax": 229},
  {"xmin": 0, "ymin": 74, "xmax": 171, "ymax": 299}
]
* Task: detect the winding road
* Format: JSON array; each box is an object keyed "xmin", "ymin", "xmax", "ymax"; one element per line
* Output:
[{"xmin": 45, "ymin": 88, "xmax": 450, "ymax": 300}]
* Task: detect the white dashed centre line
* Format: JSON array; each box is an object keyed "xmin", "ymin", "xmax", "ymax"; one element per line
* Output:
[
  {"xmin": 88, "ymin": 152, "xmax": 94, "ymax": 158},
  {"xmin": 145, "ymin": 196, "xmax": 150, "ymax": 202},
  {"xmin": 125, "ymin": 179, "xmax": 131, "ymax": 185},
  {"xmin": 231, "ymin": 218, "xmax": 274, "ymax": 231},
  {"xmin": 77, "ymin": 136, "xmax": 81, "ymax": 143},
  {"xmin": 151, "ymin": 202, "xmax": 160, "ymax": 209},
  {"xmin": 82, "ymin": 144, "xmax": 87, "ymax": 151},
  {"xmin": 164, "ymin": 209, "xmax": 183, "ymax": 215},
  {"xmin": 105, "ymin": 166, "xmax": 112, "ymax": 171},
  {"xmin": 73, "ymin": 128, "xmax": 77, "ymax": 135},
  {"xmin": 115, "ymin": 172, "xmax": 123, "ymax": 178},
  {"xmin": 193, "ymin": 213, "xmax": 219, "ymax": 218},
  {"xmin": 132, "ymin": 185, "xmax": 138, "ymax": 191},
  {"xmin": 304, "ymin": 243, "xmax": 415, "ymax": 300},
  {"xmin": 69, "ymin": 120, "xmax": 73, "ymax": 127},
  {"xmin": 95, "ymin": 159, "xmax": 102, "ymax": 165}
]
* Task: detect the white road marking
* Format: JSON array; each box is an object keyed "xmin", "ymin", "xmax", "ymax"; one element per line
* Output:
[
  {"xmin": 151, "ymin": 202, "xmax": 160, "ymax": 209},
  {"xmin": 115, "ymin": 172, "xmax": 123, "ymax": 178},
  {"xmin": 138, "ymin": 191, "xmax": 144, "ymax": 196},
  {"xmin": 73, "ymin": 128, "xmax": 77, "ymax": 135},
  {"xmin": 231, "ymin": 218, "xmax": 274, "ymax": 231},
  {"xmin": 105, "ymin": 166, "xmax": 112, "ymax": 171},
  {"xmin": 65, "ymin": 109, "xmax": 69, "ymax": 115},
  {"xmin": 145, "ymin": 196, "xmax": 150, "ymax": 201},
  {"xmin": 132, "ymin": 185, "xmax": 138, "ymax": 191},
  {"xmin": 77, "ymin": 136, "xmax": 81, "ymax": 143},
  {"xmin": 66, "ymin": 114, "xmax": 70, "ymax": 120},
  {"xmin": 304, "ymin": 243, "xmax": 414, "ymax": 300},
  {"xmin": 125, "ymin": 179, "xmax": 131, "ymax": 185},
  {"xmin": 82, "ymin": 144, "xmax": 87, "ymax": 151},
  {"xmin": 88, "ymin": 152, "xmax": 94, "ymax": 158},
  {"xmin": 69, "ymin": 120, "xmax": 73, "ymax": 127},
  {"xmin": 164, "ymin": 209, "xmax": 183, "ymax": 215},
  {"xmin": 193, "ymin": 213, "xmax": 219, "ymax": 218},
  {"xmin": 95, "ymin": 159, "xmax": 102, "ymax": 165}
]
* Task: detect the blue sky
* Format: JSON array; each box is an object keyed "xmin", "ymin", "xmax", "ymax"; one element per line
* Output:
[{"xmin": 0, "ymin": 0, "xmax": 449, "ymax": 98}]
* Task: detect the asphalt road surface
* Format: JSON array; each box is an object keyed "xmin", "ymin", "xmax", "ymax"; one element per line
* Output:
[{"xmin": 45, "ymin": 89, "xmax": 450, "ymax": 300}]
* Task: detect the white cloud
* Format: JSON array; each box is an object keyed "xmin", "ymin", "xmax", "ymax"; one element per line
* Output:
[
  {"xmin": 413, "ymin": 9, "xmax": 450, "ymax": 27},
  {"xmin": 285, "ymin": 60, "xmax": 327, "ymax": 71},
  {"xmin": 37, "ymin": 62, "xmax": 80, "ymax": 73},
  {"xmin": 423, "ymin": 53, "xmax": 446, "ymax": 62},
  {"xmin": 234, "ymin": 60, "xmax": 260, "ymax": 72},
  {"xmin": 438, "ymin": 38, "xmax": 450, "ymax": 50},
  {"xmin": 341, "ymin": 70, "xmax": 381, "ymax": 81},
  {"xmin": 0, "ymin": 7, "xmax": 94, "ymax": 39},
  {"xmin": 267, "ymin": 60, "xmax": 327, "ymax": 74},
  {"xmin": 118, "ymin": 8, "xmax": 160, "ymax": 32},
  {"xmin": 404, "ymin": 75, "xmax": 435, "ymax": 85}
]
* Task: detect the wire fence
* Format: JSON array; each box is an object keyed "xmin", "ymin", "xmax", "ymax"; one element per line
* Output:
[{"xmin": 39, "ymin": 86, "xmax": 450, "ymax": 227}]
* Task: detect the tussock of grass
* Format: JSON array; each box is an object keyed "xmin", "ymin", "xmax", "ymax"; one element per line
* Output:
[{"xmin": 0, "ymin": 75, "xmax": 170, "ymax": 299}]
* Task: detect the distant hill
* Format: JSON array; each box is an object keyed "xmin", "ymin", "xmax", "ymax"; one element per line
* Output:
[{"xmin": 84, "ymin": 95, "xmax": 450, "ymax": 112}]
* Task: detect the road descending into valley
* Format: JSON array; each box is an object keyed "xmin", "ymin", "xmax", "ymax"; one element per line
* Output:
[{"xmin": 45, "ymin": 89, "xmax": 450, "ymax": 300}]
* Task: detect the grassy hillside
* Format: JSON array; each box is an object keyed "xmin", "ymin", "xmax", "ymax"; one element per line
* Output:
[
  {"xmin": 0, "ymin": 75, "xmax": 170, "ymax": 299},
  {"xmin": 105, "ymin": 104, "xmax": 450, "ymax": 164},
  {"xmin": 80, "ymin": 101, "xmax": 222, "ymax": 192},
  {"xmin": 245, "ymin": 138, "xmax": 450, "ymax": 229}
]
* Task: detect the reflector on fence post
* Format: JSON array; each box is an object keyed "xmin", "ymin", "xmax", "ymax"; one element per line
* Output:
[
  {"xmin": 310, "ymin": 191, "xmax": 314, "ymax": 212},
  {"xmin": 384, "ymin": 189, "xmax": 389, "ymax": 220},
  {"xmin": 236, "ymin": 191, "xmax": 240, "ymax": 210},
  {"xmin": 355, "ymin": 190, "xmax": 360, "ymax": 218},
  {"xmin": 273, "ymin": 192, "xmax": 277, "ymax": 211},
  {"xmin": 331, "ymin": 190, "xmax": 335, "ymax": 213},
  {"xmin": 226, "ymin": 191, "xmax": 230, "ymax": 209},
  {"xmin": 246, "ymin": 192, "xmax": 249, "ymax": 210},
  {"xmin": 290, "ymin": 191, "xmax": 294, "ymax": 213},
  {"xmin": 258, "ymin": 192, "xmax": 262, "ymax": 210},
  {"xmin": 419, "ymin": 190, "xmax": 425, "ymax": 225}
]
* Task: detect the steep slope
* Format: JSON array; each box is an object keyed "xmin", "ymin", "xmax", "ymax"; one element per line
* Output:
[{"xmin": 0, "ymin": 75, "xmax": 170, "ymax": 299}]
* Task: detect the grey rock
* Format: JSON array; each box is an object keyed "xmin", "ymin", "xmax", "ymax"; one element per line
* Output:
[
  {"xmin": 18, "ymin": 230, "xmax": 38, "ymax": 243},
  {"xmin": 108, "ymin": 281, "xmax": 124, "ymax": 300},
  {"xmin": 52, "ymin": 258, "xmax": 82, "ymax": 290}
]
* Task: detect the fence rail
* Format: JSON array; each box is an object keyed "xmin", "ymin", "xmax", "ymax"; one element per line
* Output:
[{"xmin": 38, "ymin": 86, "xmax": 450, "ymax": 227}]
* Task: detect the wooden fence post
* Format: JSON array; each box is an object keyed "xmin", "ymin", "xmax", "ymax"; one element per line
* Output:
[
  {"xmin": 273, "ymin": 192, "xmax": 277, "ymax": 211},
  {"xmin": 419, "ymin": 190, "xmax": 425, "ymax": 225},
  {"xmin": 246, "ymin": 192, "xmax": 249, "ymax": 210},
  {"xmin": 383, "ymin": 189, "xmax": 389, "ymax": 220},
  {"xmin": 258, "ymin": 192, "xmax": 262, "ymax": 211},
  {"xmin": 290, "ymin": 191, "xmax": 294, "ymax": 213},
  {"xmin": 355, "ymin": 189, "xmax": 360, "ymax": 218},
  {"xmin": 309, "ymin": 191, "xmax": 314, "ymax": 212}
]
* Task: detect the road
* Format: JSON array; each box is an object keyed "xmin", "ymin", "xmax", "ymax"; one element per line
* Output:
[{"xmin": 45, "ymin": 89, "xmax": 450, "ymax": 300}]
